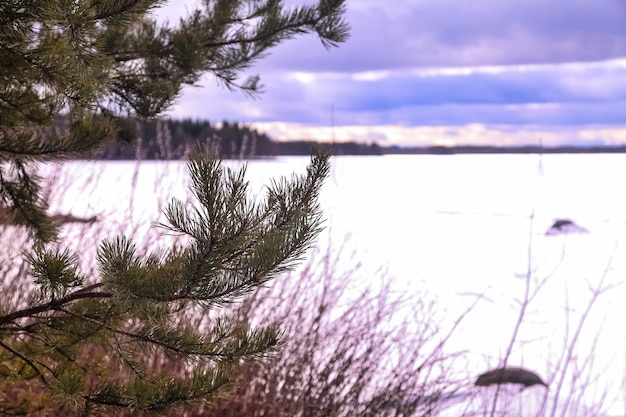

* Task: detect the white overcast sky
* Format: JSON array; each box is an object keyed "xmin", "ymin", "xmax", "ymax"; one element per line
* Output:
[{"xmin": 156, "ymin": 0, "xmax": 626, "ymax": 147}]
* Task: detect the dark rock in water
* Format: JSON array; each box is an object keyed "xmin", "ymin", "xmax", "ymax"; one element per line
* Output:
[
  {"xmin": 551, "ymin": 219, "xmax": 574, "ymax": 230},
  {"xmin": 475, "ymin": 367, "xmax": 548, "ymax": 388},
  {"xmin": 546, "ymin": 219, "xmax": 588, "ymax": 236}
]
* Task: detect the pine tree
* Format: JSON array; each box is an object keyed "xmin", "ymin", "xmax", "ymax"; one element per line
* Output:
[
  {"xmin": 0, "ymin": 0, "xmax": 348, "ymax": 241},
  {"xmin": 0, "ymin": 0, "xmax": 347, "ymax": 414}
]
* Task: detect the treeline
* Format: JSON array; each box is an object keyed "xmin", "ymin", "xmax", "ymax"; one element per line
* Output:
[
  {"xmin": 94, "ymin": 118, "xmax": 383, "ymax": 159},
  {"xmin": 86, "ymin": 118, "xmax": 626, "ymax": 159},
  {"xmin": 96, "ymin": 119, "xmax": 276, "ymax": 159},
  {"xmin": 274, "ymin": 140, "xmax": 383, "ymax": 156},
  {"xmin": 386, "ymin": 144, "xmax": 626, "ymax": 154}
]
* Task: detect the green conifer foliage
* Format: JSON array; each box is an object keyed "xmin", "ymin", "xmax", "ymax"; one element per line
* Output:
[
  {"xmin": 0, "ymin": 0, "xmax": 348, "ymax": 241},
  {"xmin": 0, "ymin": 147, "xmax": 330, "ymax": 415},
  {"xmin": 0, "ymin": 0, "xmax": 347, "ymax": 414}
]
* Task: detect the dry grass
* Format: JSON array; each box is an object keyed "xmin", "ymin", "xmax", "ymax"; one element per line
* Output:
[
  {"xmin": 175, "ymin": 238, "xmax": 467, "ymax": 417},
  {"xmin": 0, "ymin": 142, "xmax": 623, "ymax": 416}
]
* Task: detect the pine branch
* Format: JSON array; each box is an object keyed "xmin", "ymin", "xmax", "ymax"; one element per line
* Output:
[
  {"xmin": 0, "ymin": 1, "xmax": 345, "ymax": 413},
  {"xmin": 0, "ymin": 289, "xmax": 111, "ymax": 326},
  {"xmin": 94, "ymin": 0, "xmax": 158, "ymax": 21},
  {"xmin": 0, "ymin": 338, "xmax": 50, "ymax": 386}
]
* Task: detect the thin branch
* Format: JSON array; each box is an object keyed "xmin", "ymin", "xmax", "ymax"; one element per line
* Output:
[
  {"xmin": 0, "ymin": 289, "xmax": 111, "ymax": 326},
  {"xmin": 54, "ymin": 306, "xmax": 239, "ymax": 359},
  {"xmin": 0, "ymin": 337, "xmax": 50, "ymax": 386}
]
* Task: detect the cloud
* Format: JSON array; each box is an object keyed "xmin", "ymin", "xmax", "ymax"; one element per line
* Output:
[
  {"xmin": 166, "ymin": 59, "xmax": 626, "ymax": 127},
  {"xmin": 156, "ymin": 0, "xmax": 626, "ymax": 146},
  {"xmin": 251, "ymin": 122, "xmax": 626, "ymax": 148},
  {"xmin": 258, "ymin": 0, "xmax": 626, "ymax": 73},
  {"xmin": 156, "ymin": 0, "xmax": 626, "ymax": 75}
]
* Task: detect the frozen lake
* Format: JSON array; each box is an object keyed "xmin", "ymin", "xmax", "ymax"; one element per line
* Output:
[{"xmin": 45, "ymin": 154, "xmax": 626, "ymax": 416}]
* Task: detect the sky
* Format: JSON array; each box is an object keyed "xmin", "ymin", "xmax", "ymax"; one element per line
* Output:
[{"xmin": 156, "ymin": 0, "xmax": 626, "ymax": 147}]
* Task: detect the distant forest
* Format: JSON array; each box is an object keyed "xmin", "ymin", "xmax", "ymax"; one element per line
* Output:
[
  {"xmin": 93, "ymin": 118, "xmax": 626, "ymax": 159},
  {"xmin": 95, "ymin": 118, "xmax": 383, "ymax": 160}
]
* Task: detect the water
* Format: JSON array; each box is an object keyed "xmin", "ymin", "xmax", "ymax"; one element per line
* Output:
[{"xmin": 45, "ymin": 154, "xmax": 626, "ymax": 416}]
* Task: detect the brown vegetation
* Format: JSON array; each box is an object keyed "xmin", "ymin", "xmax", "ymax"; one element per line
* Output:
[{"xmin": 1, "ymin": 147, "xmax": 620, "ymax": 416}]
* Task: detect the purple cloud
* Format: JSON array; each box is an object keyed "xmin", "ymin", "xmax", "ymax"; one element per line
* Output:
[
  {"xmin": 260, "ymin": 0, "xmax": 626, "ymax": 72},
  {"xmin": 159, "ymin": 0, "xmax": 626, "ymax": 145},
  {"xmin": 168, "ymin": 60, "xmax": 626, "ymax": 126}
]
